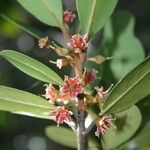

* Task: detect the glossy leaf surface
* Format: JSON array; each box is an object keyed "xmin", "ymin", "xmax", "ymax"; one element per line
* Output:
[
  {"xmin": 0, "ymin": 86, "xmax": 55, "ymax": 119},
  {"xmin": 17, "ymin": 0, "xmax": 63, "ymax": 27},
  {"xmin": 0, "ymin": 50, "xmax": 63, "ymax": 85},
  {"xmin": 76, "ymin": 0, "xmax": 118, "ymax": 35},
  {"xmin": 101, "ymin": 57, "xmax": 150, "ymax": 114}
]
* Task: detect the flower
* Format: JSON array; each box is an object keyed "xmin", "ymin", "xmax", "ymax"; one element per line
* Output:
[
  {"xmin": 45, "ymin": 84, "xmax": 58, "ymax": 103},
  {"xmin": 84, "ymin": 71, "xmax": 96, "ymax": 84},
  {"xmin": 96, "ymin": 87, "xmax": 109, "ymax": 101},
  {"xmin": 67, "ymin": 34, "xmax": 89, "ymax": 53},
  {"xmin": 96, "ymin": 84, "xmax": 113, "ymax": 102},
  {"xmin": 38, "ymin": 36, "xmax": 50, "ymax": 49},
  {"xmin": 63, "ymin": 10, "xmax": 76, "ymax": 23},
  {"xmin": 56, "ymin": 58, "xmax": 68, "ymax": 69},
  {"xmin": 60, "ymin": 76, "xmax": 83, "ymax": 98},
  {"xmin": 95, "ymin": 115, "xmax": 114, "ymax": 136},
  {"xmin": 49, "ymin": 106, "xmax": 73, "ymax": 126},
  {"xmin": 56, "ymin": 59, "xmax": 63, "ymax": 69}
]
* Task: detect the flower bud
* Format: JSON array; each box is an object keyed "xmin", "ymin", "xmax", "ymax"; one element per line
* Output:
[{"xmin": 63, "ymin": 10, "xmax": 76, "ymax": 23}]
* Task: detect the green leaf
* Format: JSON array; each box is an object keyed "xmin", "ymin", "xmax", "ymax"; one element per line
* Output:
[
  {"xmin": 0, "ymin": 50, "xmax": 63, "ymax": 85},
  {"xmin": 76, "ymin": 0, "xmax": 118, "ymax": 35},
  {"xmin": 0, "ymin": 14, "xmax": 44, "ymax": 39},
  {"xmin": 102, "ymin": 105, "xmax": 142, "ymax": 149},
  {"xmin": 123, "ymin": 124, "xmax": 150, "ymax": 150},
  {"xmin": 45, "ymin": 126, "xmax": 77, "ymax": 148},
  {"xmin": 102, "ymin": 11, "xmax": 145, "ymax": 80},
  {"xmin": 17, "ymin": 0, "xmax": 63, "ymax": 27},
  {"xmin": 45, "ymin": 126, "xmax": 100, "ymax": 149},
  {"xmin": 0, "ymin": 86, "xmax": 55, "ymax": 119},
  {"xmin": 101, "ymin": 57, "xmax": 150, "ymax": 114}
]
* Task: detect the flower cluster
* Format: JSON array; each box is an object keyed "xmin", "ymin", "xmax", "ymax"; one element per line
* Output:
[
  {"xmin": 95, "ymin": 115, "xmax": 115, "ymax": 136},
  {"xmin": 38, "ymin": 13, "xmax": 115, "ymax": 137}
]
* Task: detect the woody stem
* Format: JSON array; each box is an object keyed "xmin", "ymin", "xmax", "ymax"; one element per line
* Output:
[
  {"xmin": 77, "ymin": 109, "xmax": 88, "ymax": 150},
  {"xmin": 73, "ymin": 52, "xmax": 87, "ymax": 150}
]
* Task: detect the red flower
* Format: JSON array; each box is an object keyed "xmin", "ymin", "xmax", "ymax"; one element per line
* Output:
[
  {"xmin": 84, "ymin": 71, "xmax": 96, "ymax": 84},
  {"xmin": 45, "ymin": 84, "xmax": 58, "ymax": 103},
  {"xmin": 67, "ymin": 34, "xmax": 89, "ymax": 53},
  {"xmin": 49, "ymin": 106, "xmax": 73, "ymax": 126},
  {"xmin": 60, "ymin": 76, "xmax": 83, "ymax": 98},
  {"xmin": 63, "ymin": 10, "xmax": 76, "ymax": 23},
  {"xmin": 95, "ymin": 115, "xmax": 114, "ymax": 136}
]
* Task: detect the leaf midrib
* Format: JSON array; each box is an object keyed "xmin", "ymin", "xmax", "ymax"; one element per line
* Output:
[
  {"xmin": 0, "ymin": 96, "xmax": 51, "ymax": 110},
  {"xmin": 2, "ymin": 54, "xmax": 57, "ymax": 83},
  {"xmin": 101, "ymin": 71, "xmax": 149, "ymax": 115},
  {"xmin": 86, "ymin": 0, "xmax": 97, "ymax": 34},
  {"xmin": 42, "ymin": 0, "xmax": 61, "ymax": 27}
]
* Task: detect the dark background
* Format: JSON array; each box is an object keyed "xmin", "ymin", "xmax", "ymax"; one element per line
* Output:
[{"xmin": 0, "ymin": 0, "xmax": 149, "ymax": 150}]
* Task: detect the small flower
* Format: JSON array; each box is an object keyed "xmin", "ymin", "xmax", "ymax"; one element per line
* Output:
[
  {"xmin": 38, "ymin": 36, "xmax": 50, "ymax": 49},
  {"xmin": 67, "ymin": 34, "xmax": 89, "ymax": 53},
  {"xmin": 49, "ymin": 106, "xmax": 73, "ymax": 126},
  {"xmin": 95, "ymin": 115, "xmax": 114, "ymax": 137},
  {"xmin": 96, "ymin": 87, "xmax": 109, "ymax": 101},
  {"xmin": 60, "ymin": 76, "xmax": 83, "ymax": 98},
  {"xmin": 63, "ymin": 10, "xmax": 76, "ymax": 23},
  {"xmin": 96, "ymin": 84, "xmax": 113, "ymax": 102},
  {"xmin": 56, "ymin": 58, "xmax": 69, "ymax": 69},
  {"xmin": 84, "ymin": 71, "xmax": 96, "ymax": 84},
  {"xmin": 56, "ymin": 59, "xmax": 63, "ymax": 69},
  {"xmin": 45, "ymin": 84, "xmax": 58, "ymax": 103}
]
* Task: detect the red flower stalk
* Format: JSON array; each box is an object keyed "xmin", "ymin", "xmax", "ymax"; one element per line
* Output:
[
  {"xmin": 49, "ymin": 106, "xmax": 73, "ymax": 126},
  {"xmin": 60, "ymin": 76, "xmax": 83, "ymax": 98},
  {"xmin": 67, "ymin": 34, "xmax": 89, "ymax": 53},
  {"xmin": 95, "ymin": 115, "xmax": 114, "ymax": 136},
  {"xmin": 63, "ymin": 10, "xmax": 76, "ymax": 23}
]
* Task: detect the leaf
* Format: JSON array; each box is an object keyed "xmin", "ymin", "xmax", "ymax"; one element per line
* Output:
[
  {"xmin": 45, "ymin": 126, "xmax": 77, "ymax": 148},
  {"xmin": 0, "ymin": 86, "xmax": 55, "ymax": 119},
  {"xmin": 102, "ymin": 105, "xmax": 142, "ymax": 149},
  {"xmin": 101, "ymin": 56, "xmax": 150, "ymax": 114},
  {"xmin": 0, "ymin": 50, "xmax": 63, "ymax": 85},
  {"xmin": 0, "ymin": 14, "xmax": 44, "ymax": 39},
  {"xmin": 76, "ymin": 0, "xmax": 118, "ymax": 35},
  {"xmin": 102, "ymin": 11, "xmax": 145, "ymax": 80},
  {"xmin": 17, "ymin": 0, "xmax": 63, "ymax": 27},
  {"xmin": 45, "ymin": 126, "xmax": 100, "ymax": 149},
  {"xmin": 123, "ymin": 123, "xmax": 150, "ymax": 150}
]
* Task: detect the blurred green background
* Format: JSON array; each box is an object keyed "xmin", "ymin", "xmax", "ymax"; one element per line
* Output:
[{"xmin": 0, "ymin": 0, "xmax": 149, "ymax": 150}]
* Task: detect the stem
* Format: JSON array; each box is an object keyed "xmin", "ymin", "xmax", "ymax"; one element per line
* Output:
[
  {"xmin": 77, "ymin": 109, "xmax": 88, "ymax": 150},
  {"xmin": 60, "ymin": 23, "xmax": 71, "ymax": 43},
  {"xmin": 73, "ymin": 52, "xmax": 87, "ymax": 150}
]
